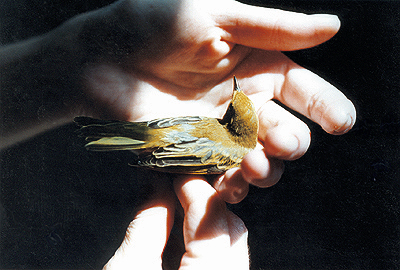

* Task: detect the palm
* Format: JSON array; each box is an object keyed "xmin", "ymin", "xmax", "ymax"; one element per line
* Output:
[
  {"xmin": 83, "ymin": 49, "xmax": 289, "ymax": 123},
  {"xmin": 80, "ymin": 0, "xmax": 355, "ymax": 201},
  {"xmin": 77, "ymin": 1, "xmax": 357, "ymax": 268},
  {"xmin": 81, "ymin": 0, "xmax": 303, "ymax": 123}
]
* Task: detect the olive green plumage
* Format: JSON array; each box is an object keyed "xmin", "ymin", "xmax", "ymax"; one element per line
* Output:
[{"xmin": 75, "ymin": 76, "xmax": 258, "ymax": 174}]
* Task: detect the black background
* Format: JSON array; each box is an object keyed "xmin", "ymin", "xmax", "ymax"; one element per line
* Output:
[{"xmin": 1, "ymin": 0, "xmax": 399, "ymax": 269}]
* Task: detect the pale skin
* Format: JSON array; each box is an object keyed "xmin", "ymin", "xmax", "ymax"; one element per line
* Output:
[{"xmin": 0, "ymin": 0, "xmax": 356, "ymax": 269}]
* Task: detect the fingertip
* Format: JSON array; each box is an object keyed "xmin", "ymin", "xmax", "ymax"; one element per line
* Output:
[
  {"xmin": 311, "ymin": 14, "xmax": 341, "ymax": 33},
  {"xmin": 173, "ymin": 175, "xmax": 214, "ymax": 210},
  {"xmin": 322, "ymin": 99, "xmax": 357, "ymax": 135},
  {"xmin": 103, "ymin": 186, "xmax": 175, "ymax": 270},
  {"xmin": 240, "ymin": 150, "xmax": 284, "ymax": 188},
  {"xmin": 330, "ymin": 113, "xmax": 355, "ymax": 135},
  {"xmin": 263, "ymin": 125, "xmax": 311, "ymax": 160},
  {"xmin": 292, "ymin": 13, "xmax": 341, "ymax": 50},
  {"xmin": 222, "ymin": 4, "xmax": 342, "ymax": 51},
  {"xmin": 214, "ymin": 168, "xmax": 250, "ymax": 204},
  {"xmin": 258, "ymin": 101, "xmax": 311, "ymax": 160}
]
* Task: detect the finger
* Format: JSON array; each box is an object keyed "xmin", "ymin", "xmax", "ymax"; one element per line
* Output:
[
  {"xmin": 226, "ymin": 211, "xmax": 249, "ymax": 270},
  {"xmin": 258, "ymin": 100, "xmax": 311, "ymax": 160},
  {"xmin": 213, "ymin": 168, "xmax": 250, "ymax": 204},
  {"xmin": 174, "ymin": 176, "xmax": 249, "ymax": 269},
  {"xmin": 276, "ymin": 67, "xmax": 356, "ymax": 134},
  {"xmin": 220, "ymin": 2, "xmax": 340, "ymax": 51},
  {"xmin": 240, "ymin": 149, "xmax": 284, "ymax": 188},
  {"xmin": 103, "ymin": 182, "xmax": 175, "ymax": 270}
]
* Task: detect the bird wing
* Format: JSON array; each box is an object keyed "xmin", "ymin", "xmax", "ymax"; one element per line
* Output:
[
  {"xmin": 135, "ymin": 137, "xmax": 240, "ymax": 174},
  {"xmin": 152, "ymin": 137, "xmax": 215, "ymax": 164},
  {"xmin": 75, "ymin": 116, "xmax": 241, "ymax": 173}
]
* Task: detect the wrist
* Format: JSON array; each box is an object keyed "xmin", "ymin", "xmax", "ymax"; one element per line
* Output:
[
  {"xmin": 0, "ymin": 19, "xmax": 87, "ymax": 148},
  {"xmin": 75, "ymin": 0, "xmax": 179, "ymax": 65}
]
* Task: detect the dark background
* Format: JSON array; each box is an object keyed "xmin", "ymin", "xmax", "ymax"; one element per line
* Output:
[{"xmin": 1, "ymin": 0, "xmax": 399, "ymax": 269}]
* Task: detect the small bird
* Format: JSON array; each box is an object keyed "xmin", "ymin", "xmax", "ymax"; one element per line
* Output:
[{"xmin": 75, "ymin": 76, "xmax": 258, "ymax": 174}]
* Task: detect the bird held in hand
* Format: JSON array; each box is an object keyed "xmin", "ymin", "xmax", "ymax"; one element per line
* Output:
[{"xmin": 75, "ymin": 76, "xmax": 258, "ymax": 174}]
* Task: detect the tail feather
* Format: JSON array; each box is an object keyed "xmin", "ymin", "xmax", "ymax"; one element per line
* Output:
[
  {"xmin": 74, "ymin": 116, "xmax": 118, "ymax": 126},
  {"xmin": 85, "ymin": 137, "xmax": 146, "ymax": 151},
  {"xmin": 74, "ymin": 116, "xmax": 149, "ymax": 151}
]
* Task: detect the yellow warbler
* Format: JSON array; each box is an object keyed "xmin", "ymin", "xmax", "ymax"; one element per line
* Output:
[{"xmin": 75, "ymin": 76, "xmax": 258, "ymax": 174}]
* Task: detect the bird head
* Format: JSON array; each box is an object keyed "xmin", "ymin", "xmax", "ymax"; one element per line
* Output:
[{"xmin": 220, "ymin": 77, "xmax": 259, "ymax": 149}]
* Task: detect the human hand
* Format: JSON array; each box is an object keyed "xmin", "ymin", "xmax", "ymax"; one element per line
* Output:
[
  {"xmin": 71, "ymin": 0, "xmax": 355, "ymax": 202},
  {"xmin": 0, "ymin": 1, "xmax": 356, "ymax": 268},
  {"xmin": 103, "ymin": 175, "xmax": 249, "ymax": 270}
]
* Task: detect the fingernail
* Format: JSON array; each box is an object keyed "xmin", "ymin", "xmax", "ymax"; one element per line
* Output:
[
  {"xmin": 332, "ymin": 114, "xmax": 354, "ymax": 135},
  {"xmin": 313, "ymin": 14, "xmax": 341, "ymax": 29}
]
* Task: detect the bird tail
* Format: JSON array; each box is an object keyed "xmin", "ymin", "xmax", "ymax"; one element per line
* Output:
[{"xmin": 74, "ymin": 116, "xmax": 148, "ymax": 151}]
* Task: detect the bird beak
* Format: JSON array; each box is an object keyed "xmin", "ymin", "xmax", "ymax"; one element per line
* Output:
[{"xmin": 233, "ymin": 76, "xmax": 241, "ymax": 92}]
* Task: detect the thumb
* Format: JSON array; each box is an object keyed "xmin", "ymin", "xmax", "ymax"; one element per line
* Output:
[
  {"xmin": 220, "ymin": 1, "xmax": 340, "ymax": 51},
  {"xmin": 174, "ymin": 175, "xmax": 249, "ymax": 270},
  {"xmin": 103, "ymin": 183, "xmax": 175, "ymax": 270}
]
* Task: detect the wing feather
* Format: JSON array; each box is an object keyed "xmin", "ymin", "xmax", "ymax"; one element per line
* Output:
[
  {"xmin": 147, "ymin": 116, "xmax": 203, "ymax": 128},
  {"xmin": 133, "ymin": 138, "xmax": 235, "ymax": 173}
]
